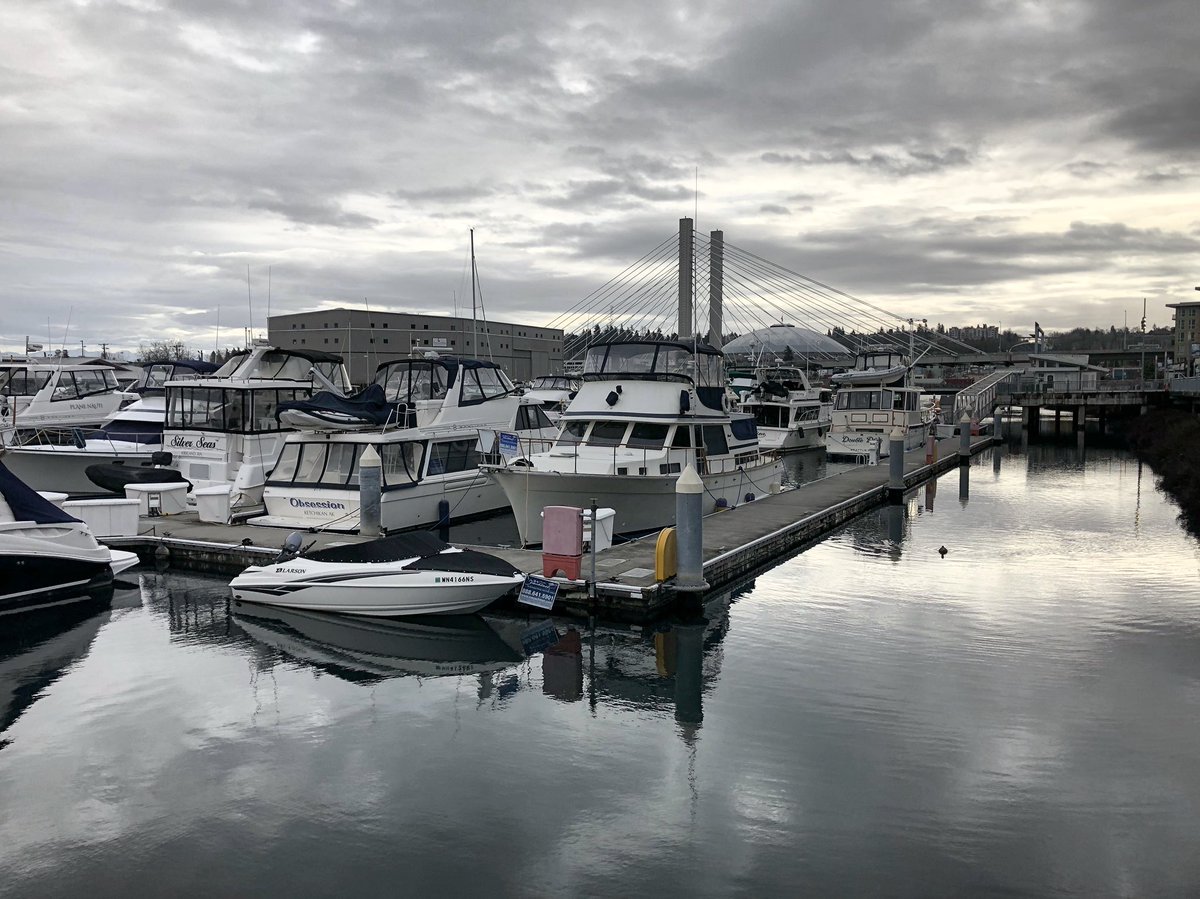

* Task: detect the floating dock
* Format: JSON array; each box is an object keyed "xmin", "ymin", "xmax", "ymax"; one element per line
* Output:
[{"xmin": 104, "ymin": 433, "xmax": 996, "ymax": 621}]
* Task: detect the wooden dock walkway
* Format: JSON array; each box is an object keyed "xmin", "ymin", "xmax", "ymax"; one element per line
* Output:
[{"xmin": 104, "ymin": 434, "xmax": 996, "ymax": 621}]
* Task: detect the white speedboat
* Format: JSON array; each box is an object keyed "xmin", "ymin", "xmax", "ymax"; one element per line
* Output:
[
  {"xmin": 0, "ymin": 461, "xmax": 139, "ymax": 614},
  {"xmin": 826, "ymin": 350, "xmax": 932, "ymax": 461},
  {"xmin": 1, "ymin": 359, "xmax": 219, "ymax": 495},
  {"xmin": 484, "ymin": 339, "xmax": 784, "ymax": 546},
  {"xmin": 522, "ymin": 375, "xmax": 578, "ymax": 422},
  {"xmin": 0, "ymin": 361, "xmax": 124, "ymax": 445},
  {"xmin": 249, "ymin": 357, "xmax": 556, "ymax": 533},
  {"xmin": 229, "ymin": 531, "xmax": 524, "ymax": 616},
  {"xmin": 737, "ymin": 366, "xmax": 832, "ymax": 452},
  {"xmin": 159, "ymin": 343, "xmax": 352, "ymax": 515}
]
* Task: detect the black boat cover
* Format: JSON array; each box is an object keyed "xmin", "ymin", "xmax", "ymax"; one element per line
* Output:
[
  {"xmin": 306, "ymin": 531, "xmax": 450, "ymax": 564},
  {"xmin": 85, "ymin": 463, "xmax": 190, "ymax": 495},
  {"xmin": 275, "ymin": 384, "xmax": 408, "ymax": 427},
  {"xmin": 403, "ymin": 549, "xmax": 521, "ymax": 578},
  {"xmin": 0, "ymin": 461, "xmax": 80, "ymax": 524}
]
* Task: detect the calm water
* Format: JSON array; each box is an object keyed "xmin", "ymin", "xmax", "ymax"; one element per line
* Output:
[{"xmin": 3, "ymin": 441, "xmax": 1200, "ymax": 897}]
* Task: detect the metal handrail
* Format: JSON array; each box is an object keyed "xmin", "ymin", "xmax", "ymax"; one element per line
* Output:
[{"xmin": 480, "ymin": 433, "xmax": 768, "ymax": 477}]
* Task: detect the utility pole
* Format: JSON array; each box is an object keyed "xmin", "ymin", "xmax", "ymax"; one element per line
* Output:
[{"xmin": 1141, "ymin": 297, "xmax": 1147, "ymax": 385}]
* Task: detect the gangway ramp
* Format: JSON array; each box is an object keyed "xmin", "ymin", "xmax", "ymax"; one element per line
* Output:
[{"xmin": 952, "ymin": 369, "xmax": 1019, "ymax": 425}]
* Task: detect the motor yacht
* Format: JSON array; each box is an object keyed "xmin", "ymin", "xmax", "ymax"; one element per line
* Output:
[
  {"xmin": 484, "ymin": 338, "xmax": 784, "ymax": 546},
  {"xmin": 737, "ymin": 365, "xmax": 833, "ymax": 452},
  {"xmin": 249, "ymin": 357, "xmax": 556, "ymax": 533},
  {"xmin": 229, "ymin": 531, "xmax": 524, "ymax": 616},
  {"xmin": 825, "ymin": 350, "xmax": 933, "ymax": 461},
  {"xmin": 0, "ymin": 361, "xmax": 124, "ymax": 445},
  {"xmin": 2, "ymin": 359, "xmax": 218, "ymax": 495},
  {"xmin": 158, "ymin": 343, "xmax": 352, "ymax": 515},
  {"xmin": 0, "ymin": 461, "xmax": 138, "ymax": 614},
  {"xmin": 522, "ymin": 375, "xmax": 578, "ymax": 423}
]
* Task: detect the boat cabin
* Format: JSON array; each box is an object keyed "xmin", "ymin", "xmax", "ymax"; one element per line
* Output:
[{"xmin": 581, "ymin": 340, "xmax": 726, "ymax": 411}]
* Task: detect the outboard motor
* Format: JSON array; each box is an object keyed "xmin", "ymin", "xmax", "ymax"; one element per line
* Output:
[{"xmin": 275, "ymin": 531, "xmax": 305, "ymax": 563}]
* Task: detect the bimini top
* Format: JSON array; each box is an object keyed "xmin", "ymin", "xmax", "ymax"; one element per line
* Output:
[
  {"xmin": 0, "ymin": 461, "xmax": 79, "ymax": 525},
  {"xmin": 207, "ymin": 347, "xmax": 350, "ymax": 389},
  {"xmin": 132, "ymin": 359, "xmax": 221, "ymax": 394},
  {"xmin": 581, "ymin": 339, "xmax": 723, "ymax": 384},
  {"xmin": 373, "ymin": 357, "xmax": 513, "ymax": 406}
]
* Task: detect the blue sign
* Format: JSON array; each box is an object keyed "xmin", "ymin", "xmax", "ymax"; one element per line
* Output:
[
  {"xmin": 498, "ymin": 431, "xmax": 520, "ymax": 456},
  {"xmin": 520, "ymin": 619, "xmax": 560, "ymax": 655},
  {"xmin": 518, "ymin": 574, "xmax": 559, "ymax": 611}
]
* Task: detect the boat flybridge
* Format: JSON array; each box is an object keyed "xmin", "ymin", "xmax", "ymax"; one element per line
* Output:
[
  {"xmin": 737, "ymin": 365, "xmax": 833, "ymax": 452},
  {"xmin": 825, "ymin": 350, "xmax": 933, "ymax": 461},
  {"xmin": 0, "ymin": 361, "xmax": 124, "ymax": 446},
  {"xmin": 249, "ymin": 356, "xmax": 557, "ymax": 533},
  {"xmin": 1, "ymin": 359, "xmax": 219, "ymax": 496},
  {"xmin": 484, "ymin": 339, "xmax": 785, "ymax": 546},
  {"xmin": 522, "ymin": 375, "xmax": 578, "ymax": 422},
  {"xmin": 160, "ymin": 343, "xmax": 352, "ymax": 514}
]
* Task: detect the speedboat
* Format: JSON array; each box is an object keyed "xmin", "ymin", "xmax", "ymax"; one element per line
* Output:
[
  {"xmin": 737, "ymin": 365, "xmax": 832, "ymax": 452},
  {"xmin": 2, "ymin": 358, "xmax": 218, "ymax": 495},
  {"xmin": 825, "ymin": 349, "xmax": 932, "ymax": 461},
  {"xmin": 483, "ymin": 338, "xmax": 784, "ymax": 546},
  {"xmin": 0, "ymin": 461, "xmax": 139, "ymax": 614},
  {"xmin": 249, "ymin": 356, "xmax": 556, "ymax": 533},
  {"xmin": 229, "ymin": 531, "xmax": 524, "ymax": 616}
]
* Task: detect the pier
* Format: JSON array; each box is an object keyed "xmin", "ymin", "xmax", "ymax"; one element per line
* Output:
[{"xmin": 102, "ymin": 431, "xmax": 996, "ymax": 622}]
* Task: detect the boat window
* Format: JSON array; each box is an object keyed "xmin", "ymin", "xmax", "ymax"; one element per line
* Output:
[
  {"xmin": 529, "ymin": 405, "xmax": 553, "ymax": 430},
  {"xmin": 270, "ymin": 444, "xmax": 301, "ymax": 482},
  {"xmin": 252, "ymin": 391, "xmax": 282, "ymax": 431},
  {"xmin": 427, "ymin": 439, "xmax": 480, "ymax": 475},
  {"xmin": 146, "ymin": 364, "xmax": 174, "ymax": 390},
  {"xmin": 54, "ymin": 369, "xmax": 112, "ymax": 401},
  {"xmin": 476, "ymin": 366, "xmax": 509, "ymax": 399},
  {"xmin": 557, "ymin": 421, "xmax": 588, "ymax": 446},
  {"xmin": 583, "ymin": 346, "xmax": 608, "ymax": 374},
  {"xmin": 836, "ymin": 390, "xmax": 883, "ymax": 411},
  {"xmin": 313, "ymin": 361, "xmax": 351, "ymax": 391},
  {"xmin": 293, "ymin": 443, "xmax": 328, "ymax": 483},
  {"xmin": 240, "ymin": 351, "xmax": 314, "ymax": 381},
  {"xmin": 657, "ymin": 346, "xmax": 694, "ymax": 378},
  {"xmin": 167, "ymin": 386, "xmax": 228, "ymax": 429},
  {"xmin": 604, "ymin": 344, "xmax": 657, "ymax": 374},
  {"xmin": 796, "ymin": 406, "xmax": 819, "ymax": 422},
  {"xmin": 628, "ymin": 423, "xmax": 669, "ymax": 449},
  {"xmin": 670, "ymin": 425, "xmax": 692, "ymax": 448},
  {"xmin": 97, "ymin": 418, "xmax": 163, "ymax": 444},
  {"xmin": 730, "ymin": 417, "xmax": 758, "ymax": 441},
  {"xmin": 460, "ymin": 370, "xmax": 484, "ymax": 404},
  {"xmin": 0, "ymin": 369, "xmax": 51, "ymax": 396},
  {"xmin": 702, "ymin": 425, "xmax": 730, "ymax": 457},
  {"xmin": 587, "ymin": 421, "xmax": 629, "ymax": 446},
  {"xmin": 222, "ymin": 392, "xmax": 248, "ymax": 431},
  {"xmin": 323, "ymin": 443, "xmax": 359, "ymax": 485},
  {"xmin": 381, "ymin": 442, "xmax": 424, "ymax": 486},
  {"xmin": 212, "ymin": 354, "xmax": 246, "ymax": 377},
  {"xmin": 697, "ymin": 354, "xmax": 722, "ymax": 387}
]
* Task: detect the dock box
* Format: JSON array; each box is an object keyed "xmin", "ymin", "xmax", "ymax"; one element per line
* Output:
[
  {"xmin": 125, "ymin": 482, "xmax": 189, "ymax": 516},
  {"xmin": 63, "ymin": 498, "xmax": 141, "ymax": 537}
]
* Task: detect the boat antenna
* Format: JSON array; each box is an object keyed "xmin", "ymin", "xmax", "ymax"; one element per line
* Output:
[
  {"xmin": 215, "ymin": 304, "xmax": 220, "ymax": 355},
  {"xmin": 60, "ymin": 306, "xmax": 73, "ymax": 359},
  {"xmin": 246, "ymin": 264, "xmax": 253, "ymax": 343}
]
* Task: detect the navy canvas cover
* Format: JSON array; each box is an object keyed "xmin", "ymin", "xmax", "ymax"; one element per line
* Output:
[
  {"xmin": 0, "ymin": 461, "xmax": 80, "ymax": 524},
  {"xmin": 275, "ymin": 384, "xmax": 405, "ymax": 427}
]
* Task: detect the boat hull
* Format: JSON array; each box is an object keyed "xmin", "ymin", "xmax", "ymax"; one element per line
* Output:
[
  {"xmin": 0, "ymin": 554, "xmax": 113, "ymax": 613},
  {"xmin": 489, "ymin": 460, "xmax": 785, "ymax": 546},
  {"xmin": 1, "ymin": 446, "xmax": 155, "ymax": 496}
]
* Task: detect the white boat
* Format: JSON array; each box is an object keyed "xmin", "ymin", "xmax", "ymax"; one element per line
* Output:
[
  {"xmin": 159, "ymin": 343, "xmax": 352, "ymax": 515},
  {"xmin": 484, "ymin": 339, "xmax": 785, "ymax": 546},
  {"xmin": 1, "ymin": 359, "xmax": 219, "ymax": 495},
  {"xmin": 249, "ymin": 357, "xmax": 556, "ymax": 534},
  {"xmin": 229, "ymin": 531, "xmax": 524, "ymax": 616},
  {"xmin": 522, "ymin": 375, "xmax": 578, "ymax": 422},
  {"xmin": 0, "ymin": 461, "xmax": 139, "ymax": 614},
  {"xmin": 826, "ymin": 350, "xmax": 933, "ymax": 461},
  {"xmin": 0, "ymin": 361, "xmax": 125, "ymax": 445},
  {"xmin": 737, "ymin": 366, "xmax": 833, "ymax": 452}
]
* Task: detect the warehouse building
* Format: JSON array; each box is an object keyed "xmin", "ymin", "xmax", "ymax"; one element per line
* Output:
[{"xmin": 268, "ymin": 308, "xmax": 564, "ymax": 386}]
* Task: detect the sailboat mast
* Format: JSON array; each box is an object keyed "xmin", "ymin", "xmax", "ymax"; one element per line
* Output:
[{"xmin": 470, "ymin": 228, "xmax": 477, "ymax": 354}]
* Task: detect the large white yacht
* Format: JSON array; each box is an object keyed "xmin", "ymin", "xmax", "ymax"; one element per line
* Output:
[
  {"xmin": 484, "ymin": 338, "xmax": 784, "ymax": 546},
  {"xmin": 825, "ymin": 350, "xmax": 932, "ymax": 461},
  {"xmin": 522, "ymin": 375, "xmax": 578, "ymax": 422},
  {"xmin": 161, "ymin": 343, "xmax": 352, "ymax": 514},
  {"xmin": 0, "ymin": 361, "xmax": 124, "ymax": 445},
  {"xmin": 249, "ymin": 357, "xmax": 556, "ymax": 533},
  {"xmin": 737, "ymin": 365, "xmax": 832, "ymax": 452},
  {"xmin": 1, "ymin": 359, "xmax": 219, "ymax": 495}
]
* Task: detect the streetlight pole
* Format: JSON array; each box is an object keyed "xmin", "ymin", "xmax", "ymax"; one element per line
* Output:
[{"xmin": 1140, "ymin": 297, "xmax": 1147, "ymax": 385}]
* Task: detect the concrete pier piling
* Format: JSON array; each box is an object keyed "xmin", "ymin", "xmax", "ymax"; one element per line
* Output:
[
  {"xmin": 359, "ymin": 444, "xmax": 381, "ymax": 537},
  {"xmin": 959, "ymin": 414, "xmax": 972, "ymax": 460},
  {"xmin": 888, "ymin": 428, "xmax": 906, "ymax": 501},
  {"xmin": 674, "ymin": 465, "xmax": 708, "ymax": 592}
]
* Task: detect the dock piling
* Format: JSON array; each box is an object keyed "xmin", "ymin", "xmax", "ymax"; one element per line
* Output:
[
  {"xmin": 674, "ymin": 465, "xmax": 708, "ymax": 592},
  {"xmin": 887, "ymin": 428, "xmax": 906, "ymax": 501},
  {"xmin": 359, "ymin": 445, "xmax": 381, "ymax": 537},
  {"xmin": 958, "ymin": 414, "xmax": 971, "ymax": 461}
]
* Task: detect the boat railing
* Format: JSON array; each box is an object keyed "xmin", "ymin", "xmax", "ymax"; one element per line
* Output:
[
  {"xmin": 480, "ymin": 434, "xmax": 765, "ymax": 477},
  {"xmin": 8, "ymin": 426, "xmax": 162, "ymax": 450}
]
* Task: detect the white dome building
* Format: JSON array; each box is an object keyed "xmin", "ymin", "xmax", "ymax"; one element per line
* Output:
[{"xmin": 722, "ymin": 324, "xmax": 849, "ymax": 359}]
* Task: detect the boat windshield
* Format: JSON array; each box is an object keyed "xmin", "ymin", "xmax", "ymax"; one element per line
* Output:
[
  {"xmin": 50, "ymin": 369, "xmax": 119, "ymax": 401},
  {"xmin": 836, "ymin": 389, "xmax": 890, "ymax": 410},
  {"xmin": 376, "ymin": 362, "xmax": 451, "ymax": 403},
  {"xmin": 269, "ymin": 441, "xmax": 424, "ymax": 489},
  {"xmin": 583, "ymin": 342, "xmax": 723, "ymax": 384},
  {"xmin": 167, "ymin": 386, "xmax": 312, "ymax": 432},
  {"xmin": 530, "ymin": 376, "xmax": 572, "ymax": 391},
  {"xmin": 0, "ymin": 368, "xmax": 52, "ymax": 396},
  {"xmin": 227, "ymin": 351, "xmax": 349, "ymax": 387}
]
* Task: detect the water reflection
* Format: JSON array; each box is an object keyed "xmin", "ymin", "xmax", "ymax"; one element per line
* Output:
[{"xmin": 0, "ymin": 606, "xmax": 108, "ymax": 751}]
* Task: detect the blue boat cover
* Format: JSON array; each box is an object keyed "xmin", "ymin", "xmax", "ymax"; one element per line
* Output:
[
  {"xmin": 275, "ymin": 383, "xmax": 407, "ymax": 427},
  {"xmin": 0, "ymin": 461, "xmax": 80, "ymax": 524}
]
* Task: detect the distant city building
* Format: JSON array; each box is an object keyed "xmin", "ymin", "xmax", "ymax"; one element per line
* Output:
[
  {"xmin": 946, "ymin": 323, "xmax": 999, "ymax": 345},
  {"xmin": 1165, "ymin": 300, "xmax": 1200, "ymax": 363},
  {"xmin": 268, "ymin": 308, "xmax": 564, "ymax": 385}
]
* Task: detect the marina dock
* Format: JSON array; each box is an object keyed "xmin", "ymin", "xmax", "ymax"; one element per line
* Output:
[{"xmin": 103, "ymin": 432, "xmax": 997, "ymax": 621}]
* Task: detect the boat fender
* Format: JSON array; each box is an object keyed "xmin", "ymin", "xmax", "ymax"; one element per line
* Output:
[
  {"xmin": 714, "ymin": 497, "xmax": 729, "ymax": 510},
  {"xmin": 679, "ymin": 390, "xmax": 691, "ymax": 414},
  {"xmin": 744, "ymin": 492, "xmax": 755, "ymax": 503},
  {"xmin": 151, "ymin": 450, "xmax": 173, "ymax": 465},
  {"xmin": 721, "ymin": 393, "xmax": 731, "ymax": 412},
  {"xmin": 616, "ymin": 385, "xmax": 623, "ymax": 394},
  {"xmin": 606, "ymin": 390, "xmax": 620, "ymax": 407}
]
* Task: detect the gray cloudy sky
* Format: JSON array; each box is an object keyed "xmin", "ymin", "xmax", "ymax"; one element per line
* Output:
[{"xmin": 2, "ymin": 0, "xmax": 1198, "ymax": 355}]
